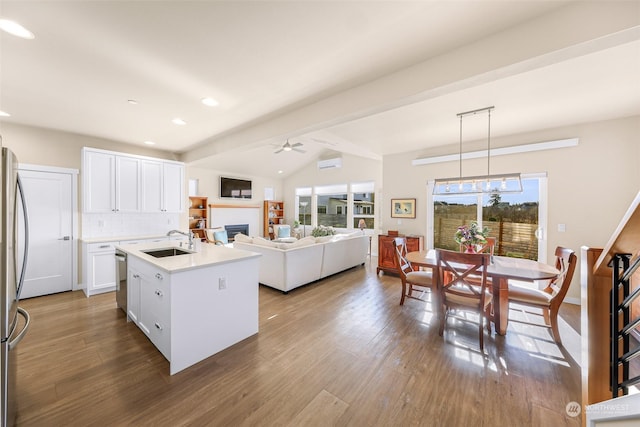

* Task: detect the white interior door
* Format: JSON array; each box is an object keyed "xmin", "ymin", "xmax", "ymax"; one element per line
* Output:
[{"xmin": 18, "ymin": 168, "xmax": 74, "ymax": 298}]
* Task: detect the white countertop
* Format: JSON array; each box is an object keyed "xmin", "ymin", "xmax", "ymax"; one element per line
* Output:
[{"xmin": 116, "ymin": 240, "xmax": 261, "ymax": 273}]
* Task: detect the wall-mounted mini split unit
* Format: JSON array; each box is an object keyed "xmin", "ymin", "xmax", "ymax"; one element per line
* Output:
[{"xmin": 317, "ymin": 157, "xmax": 342, "ymax": 170}]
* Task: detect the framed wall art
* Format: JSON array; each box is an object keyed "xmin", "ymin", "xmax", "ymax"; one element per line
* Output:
[{"xmin": 391, "ymin": 198, "xmax": 416, "ymax": 218}]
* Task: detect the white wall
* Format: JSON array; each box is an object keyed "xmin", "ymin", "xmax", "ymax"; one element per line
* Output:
[
  {"xmin": 186, "ymin": 165, "xmax": 283, "ymax": 237},
  {"xmin": 282, "ymin": 153, "xmax": 383, "ymax": 249},
  {"xmin": 382, "ymin": 115, "xmax": 640, "ymax": 301}
]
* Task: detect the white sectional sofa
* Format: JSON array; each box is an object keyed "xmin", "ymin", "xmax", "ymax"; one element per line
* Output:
[{"xmin": 233, "ymin": 232, "xmax": 369, "ymax": 293}]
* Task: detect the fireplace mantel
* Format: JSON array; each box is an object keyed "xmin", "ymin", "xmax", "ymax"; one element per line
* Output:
[{"xmin": 208, "ymin": 204, "xmax": 260, "ymax": 209}]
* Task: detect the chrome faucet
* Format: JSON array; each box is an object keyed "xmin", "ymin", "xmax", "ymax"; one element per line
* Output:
[{"xmin": 167, "ymin": 229, "xmax": 194, "ymax": 250}]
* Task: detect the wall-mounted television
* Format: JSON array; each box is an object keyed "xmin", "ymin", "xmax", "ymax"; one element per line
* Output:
[{"xmin": 219, "ymin": 176, "xmax": 252, "ymax": 199}]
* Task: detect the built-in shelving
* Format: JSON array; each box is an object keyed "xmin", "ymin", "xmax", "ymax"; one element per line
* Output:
[
  {"xmin": 263, "ymin": 201, "xmax": 284, "ymax": 239},
  {"xmin": 189, "ymin": 196, "xmax": 208, "ymax": 240}
]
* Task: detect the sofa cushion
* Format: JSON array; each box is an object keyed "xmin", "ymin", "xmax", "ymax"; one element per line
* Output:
[
  {"xmin": 288, "ymin": 236, "xmax": 316, "ymax": 248},
  {"xmin": 252, "ymin": 236, "xmax": 279, "ymax": 248},
  {"xmin": 234, "ymin": 233, "xmax": 253, "ymax": 243},
  {"xmin": 315, "ymin": 235, "xmax": 334, "ymax": 244}
]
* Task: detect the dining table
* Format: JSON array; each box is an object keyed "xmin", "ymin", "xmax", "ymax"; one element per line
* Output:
[{"xmin": 406, "ymin": 249, "xmax": 560, "ymax": 335}]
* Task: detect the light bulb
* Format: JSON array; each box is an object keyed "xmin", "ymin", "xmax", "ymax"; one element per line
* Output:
[{"xmin": 501, "ymin": 178, "xmax": 507, "ymax": 190}]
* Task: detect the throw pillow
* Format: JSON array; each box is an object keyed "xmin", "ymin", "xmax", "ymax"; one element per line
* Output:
[
  {"xmin": 213, "ymin": 230, "xmax": 229, "ymax": 244},
  {"xmin": 277, "ymin": 225, "xmax": 291, "ymax": 238},
  {"xmin": 252, "ymin": 236, "xmax": 279, "ymax": 248}
]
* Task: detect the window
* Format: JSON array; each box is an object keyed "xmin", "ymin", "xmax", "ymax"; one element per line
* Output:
[
  {"xmin": 428, "ymin": 174, "xmax": 547, "ymax": 261},
  {"xmin": 352, "ymin": 182, "xmax": 375, "ymax": 229},
  {"xmin": 296, "ymin": 182, "xmax": 376, "ymax": 231}
]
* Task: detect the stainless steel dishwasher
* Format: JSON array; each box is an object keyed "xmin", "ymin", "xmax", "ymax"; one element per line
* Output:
[{"xmin": 115, "ymin": 249, "xmax": 127, "ymax": 314}]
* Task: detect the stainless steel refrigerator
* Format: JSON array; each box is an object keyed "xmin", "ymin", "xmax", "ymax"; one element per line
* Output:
[{"xmin": 1, "ymin": 147, "xmax": 30, "ymax": 427}]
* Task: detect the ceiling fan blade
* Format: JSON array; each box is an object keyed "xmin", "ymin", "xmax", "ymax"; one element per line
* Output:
[
  {"xmin": 293, "ymin": 148, "xmax": 306, "ymax": 153},
  {"xmin": 291, "ymin": 142, "xmax": 303, "ymax": 148},
  {"xmin": 274, "ymin": 148, "xmax": 284, "ymax": 154}
]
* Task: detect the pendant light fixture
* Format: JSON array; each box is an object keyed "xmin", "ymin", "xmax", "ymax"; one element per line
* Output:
[{"xmin": 433, "ymin": 106, "xmax": 522, "ymax": 195}]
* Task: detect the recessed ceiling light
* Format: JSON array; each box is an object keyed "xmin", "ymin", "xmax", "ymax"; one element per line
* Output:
[
  {"xmin": 201, "ymin": 97, "xmax": 219, "ymax": 107},
  {"xmin": 0, "ymin": 111, "xmax": 10, "ymax": 117},
  {"xmin": 0, "ymin": 19, "xmax": 35, "ymax": 39},
  {"xmin": 172, "ymin": 118, "xmax": 186, "ymax": 125},
  {"xmin": 278, "ymin": 170, "xmax": 283, "ymax": 174},
  {"xmin": 144, "ymin": 141, "xmax": 155, "ymax": 146},
  {"xmin": 127, "ymin": 99, "xmax": 138, "ymax": 105}
]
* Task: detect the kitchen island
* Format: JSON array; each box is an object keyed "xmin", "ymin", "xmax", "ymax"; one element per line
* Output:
[{"xmin": 116, "ymin": 240, "xmax": 260, "ymax": 375}]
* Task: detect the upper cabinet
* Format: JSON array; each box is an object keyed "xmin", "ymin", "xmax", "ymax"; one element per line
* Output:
[
  {"xmin": 82, "ymin": 148, "xmax": 184, "ymax": 213},
  {"xmin": 140, "ymin": 160, "xmax": 184, "ymax": 213}
]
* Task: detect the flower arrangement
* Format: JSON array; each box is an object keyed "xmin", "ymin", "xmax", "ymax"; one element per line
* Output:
[
  {"xmin": 454, "ymin": 221, "xmax": 489, "ymax": 250},
  {"xmin": 311, "ymin": 225, "xmax": 336, "ymax": 237}
]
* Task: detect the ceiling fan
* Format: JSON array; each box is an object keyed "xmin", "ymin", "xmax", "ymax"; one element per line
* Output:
[{"xmin": 274, "ymin": 140, "xmax": 305, "ymax": 154}]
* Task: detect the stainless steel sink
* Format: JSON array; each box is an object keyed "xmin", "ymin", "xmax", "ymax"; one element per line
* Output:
[{"xmin": 142, "ymin": 248, "xmax": 193, "ymax": 258}]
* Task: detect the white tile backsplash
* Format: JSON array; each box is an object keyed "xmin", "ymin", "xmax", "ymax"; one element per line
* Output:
[{"xmin": 82, "ymin": 212, "xmax": 180, "ymax": 238}]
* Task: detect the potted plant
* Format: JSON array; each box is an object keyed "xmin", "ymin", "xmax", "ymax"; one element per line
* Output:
[
  {"xmin": 454, "ymin": 221, "xmax": 489, "ymax": 253},
  {"xmin": 311, "ymin": 225, "xmax": 336, "ymax": 237}
]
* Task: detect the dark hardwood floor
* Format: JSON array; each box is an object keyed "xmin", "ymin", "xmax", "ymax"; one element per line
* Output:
[{"xmin": 15, "ymin": 260, "xmax": 582, "ymax": 426}]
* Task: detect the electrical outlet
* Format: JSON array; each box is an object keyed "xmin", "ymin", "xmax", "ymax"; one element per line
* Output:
[{"xmin": 218, "ymin": 277, "xmax": 226, "ymax": 290}]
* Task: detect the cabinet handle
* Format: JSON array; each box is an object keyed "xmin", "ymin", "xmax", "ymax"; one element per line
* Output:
[
  {"xmin": 99, "ymin": 245, "xmax": 110, "ymax": 249},
  {"xmin": 154, "ymin": 322, "xmax": 163, "ymax": 331},
  {"xmin": 155, "ymin": 273, "xmax": 163, "ymax": 280},
  {"xmin": 154, "ymin": 289, "xmax": 163, "ymax": 297},
  {"xmin": 133, "ymin": 274, "xmax": 140, "ymax": 279}
]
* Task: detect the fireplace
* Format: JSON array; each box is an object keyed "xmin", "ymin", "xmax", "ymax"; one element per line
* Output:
[{"xmin": 225, "ymin": 224, "xmax": 249, "ymax": 241}]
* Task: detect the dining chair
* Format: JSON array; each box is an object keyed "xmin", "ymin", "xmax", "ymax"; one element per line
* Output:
[
  {"xmin": 437, "ymin": 249, "xmax": 492, "ymax": 351},
  {"xmin": 394, "ymin": 237, "xmax": 434, "ymax": 306},
  {"xmin": 507, "ymin": 246, "xmax": 577, "ymax": 345}
]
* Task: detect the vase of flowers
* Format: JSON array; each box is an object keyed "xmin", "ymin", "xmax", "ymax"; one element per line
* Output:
[{"xmin": 454, "ymin": 221, "xmax": 489, "ymax": 253}]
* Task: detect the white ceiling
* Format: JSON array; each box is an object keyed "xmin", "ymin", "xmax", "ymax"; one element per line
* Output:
[{"xmin": 1, "ymin": 1, "xmax": 639, "ymax": 178}]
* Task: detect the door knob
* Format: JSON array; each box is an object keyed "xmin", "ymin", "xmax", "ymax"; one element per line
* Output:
[{"xmin": 58, "ymin": 236, "xmax": 71, "ymax": 241}]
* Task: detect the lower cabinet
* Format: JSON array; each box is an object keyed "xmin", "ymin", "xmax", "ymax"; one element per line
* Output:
[
  {"xmin": 139, "ymin": 269, "xmax": 171, "ymax": 359},
  {"xmin": 127, "ymin": 267, "xmax": 141, "ymax": 324},
  {"xmin": 82, "ymin": 241, "xmax": 118, "ymax": 297},
  {"xmin": 377, "ymin": 234, "xmax": 424, "ymax": 275},
  {"xmin": 128, "ymin": 258, "xmax": 171, "ymax": 360}
]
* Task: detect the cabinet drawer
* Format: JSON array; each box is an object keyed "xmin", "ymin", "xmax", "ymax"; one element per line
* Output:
[
  {"xmin": 147, "ymin": 314, "xmax": 171, "ymax": 360},
  {"xmin": 87, "ymin": 242, "xmax": 117, "ymax": 252}
]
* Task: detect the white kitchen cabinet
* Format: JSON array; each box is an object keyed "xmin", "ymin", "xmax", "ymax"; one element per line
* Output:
[
  {"xmin": 82, "ymin": 241, "xmax": 118, "ymax": 297},
  {"xmin": 128, "ymin": 257, "xmax": 171, "ymax": 360},
  {"xmin": 162, "ymin": 162, "xmax": 184, "ymax": 213},
  {"xmin": 83, "ymin": 150, "xmax": 115, "ymax": 213},
  {"xmin": 139, "ymin": 270, "xmax": 171, "ymax": 359},
  {"xmin": 115, "ymin": 155, "xmax": 140, "ymax": 212},
  {"xmin": 140, "ymin": 160, "xmax": 184, "ymax": 213},
  {"xmin": 124, "ymin": 243, "xmax": 259, "ymax": 375},
  {"xmin": 82, "ymin": 149, "xmax": 140, "ymax": 213},
  {"xmin": 127, "ymin": 267, "xmax": 141, "ymax": 324}
]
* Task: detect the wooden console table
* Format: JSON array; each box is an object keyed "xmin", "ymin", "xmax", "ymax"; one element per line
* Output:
[{"xmin": 377, "ymin": 234, "xmax": 423, "ymax": 275}]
